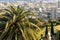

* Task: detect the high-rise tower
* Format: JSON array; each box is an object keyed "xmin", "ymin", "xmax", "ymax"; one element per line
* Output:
[{"xmin": 58, "ymin": 0, "xmax": 60, "ymax": 8}]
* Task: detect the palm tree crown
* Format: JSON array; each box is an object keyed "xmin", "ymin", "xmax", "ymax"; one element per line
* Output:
[{"xmin": 0, "ymin": 6, "xmax": 41, "ymax": 40}]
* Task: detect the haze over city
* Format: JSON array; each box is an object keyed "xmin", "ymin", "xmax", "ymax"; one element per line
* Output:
[{"xmin": 0, "ymin": 0, "xmax": 58, "ymax": 3}]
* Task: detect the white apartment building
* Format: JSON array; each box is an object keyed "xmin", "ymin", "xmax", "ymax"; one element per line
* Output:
[
  {"xmin": 58, "ymin": 1, "xmax": 60, "ymax": 8},
  {"xmin": 56, "ymin": 8, "xmax": 60, "ymax": 20},
  {"xmin": 40, "ymin": 2, "xmax": 58, "ymax": 21}
]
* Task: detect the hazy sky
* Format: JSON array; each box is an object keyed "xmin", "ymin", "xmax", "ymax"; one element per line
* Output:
[{"xmin": 0, "ymin": 0, "xmax": 58, "ymax": 2}]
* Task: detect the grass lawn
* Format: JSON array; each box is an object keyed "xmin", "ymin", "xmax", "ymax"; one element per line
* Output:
[
  {"xmin": 54, "ymin": 25, "xmax": 60, "ymax": 33},
  {"xmin": 38, "ymin": 25, "xmax": 60, "ymax": 38}
]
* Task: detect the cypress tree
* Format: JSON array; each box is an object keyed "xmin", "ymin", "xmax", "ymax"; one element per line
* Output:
[
  {"xmin": 51, "ymin": 22, "xmax": 54, "ymax": 35},
  {"xmin": 45, "ymin": 24, "xmax": 48, "ymax": 37}
]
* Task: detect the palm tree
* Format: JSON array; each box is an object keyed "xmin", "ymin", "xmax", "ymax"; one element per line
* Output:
[{"xmin": 0, "ymin": 6, "xmax": 41, "ymax": 40}]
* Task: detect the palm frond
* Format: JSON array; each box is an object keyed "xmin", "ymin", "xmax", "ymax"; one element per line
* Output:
[{"xmin": 0, "ymin": 5, "xmax": 41, "ymax": 40}]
